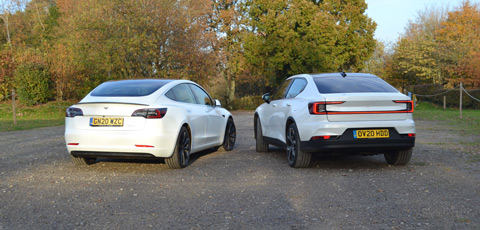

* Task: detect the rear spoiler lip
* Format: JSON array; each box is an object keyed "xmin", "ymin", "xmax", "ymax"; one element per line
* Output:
[{"xmin": 77, "ymin": 102, "xmax": 150, "ymax": 106}]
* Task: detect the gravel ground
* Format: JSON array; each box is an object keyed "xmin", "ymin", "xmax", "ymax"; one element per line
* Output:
[{"xmin": 0, "ymin": 111, "xmax": 479, "ymax": 230}]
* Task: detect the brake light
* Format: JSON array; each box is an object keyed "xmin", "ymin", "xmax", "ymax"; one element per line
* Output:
[
  {"xmin": 394, "ymin": 100, "xmax": 414, "ymax": 113},
  {"xmin": 311, "ymin": 136, "xmax": 331, "ymax": 140},
  {"xmin": 67, "ymin": 143, "xmax": 79, "ymax": 146},
  {"xmin": 408, "ymin": 133, "xmax": 416, "ymax": 137},
  {"xmin": 66, "ymin": 107, "xmax": 83, "ymax": 117},
  {"xmin": 132, "ymin": 108, "xmax": 167, "ymax": 119},
  {"xmin": 308, "ymin": 101, "xmax": 344, "ymax": 114}
]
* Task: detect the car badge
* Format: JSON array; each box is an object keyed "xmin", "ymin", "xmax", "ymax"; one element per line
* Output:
[{"xmin": 104, "ymin": 107, "xmax": 109, "ymax": 110}]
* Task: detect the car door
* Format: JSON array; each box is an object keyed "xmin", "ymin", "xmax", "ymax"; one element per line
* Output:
[
  {"xmin": 189, "ymin": 84, "xmax": 224, "ymax": 147},
  {"xmin": 277, "ymin": 78, "xmax": 308, "ymax": 142},
  {"xmin": 262, "ymin": 79, "xmax": 293, "ymax": 140},
  {"xmin": 165, "ymin": 84, "xmax": 208, "ymax": 149}
]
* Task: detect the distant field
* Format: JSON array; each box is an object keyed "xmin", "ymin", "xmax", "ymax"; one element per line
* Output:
[
  {"xmin": 0, "ymin": 101, "xmax": 73, "ymax": 132},
  {"xmin": 0, "ymin": 100, "xmax": 479, "ymax": 133},
  {"xmin": 414, "ymin": 102, "xmax": 480, "ymax": 136}
]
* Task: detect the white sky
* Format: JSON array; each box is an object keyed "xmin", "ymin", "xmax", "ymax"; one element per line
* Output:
[{"xmin": 365, "ymin": 0, "xmax": 480, "ymax": 44}]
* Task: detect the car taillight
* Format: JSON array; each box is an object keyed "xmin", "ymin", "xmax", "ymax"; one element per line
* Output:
[
  {"xmin": 132, "ymin": 108, "xmax": 167, "ymax": 119},
  {"xmin": 394, "ymin": 100, "xmax": 414, "ymax": 113},
  {"xmin": 311, "ymin": 136, "xmax": 331, "ymax": 140},
  {"xmin": 66, "ymin": 107, "xmax": 83, "ymax": 117},
  {"xmin": 308, "ymin": 101, "xmax": 344, "ymax": 114}
]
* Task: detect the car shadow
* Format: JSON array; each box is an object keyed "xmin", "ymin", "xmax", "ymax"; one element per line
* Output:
[
  {"xmin": 267, "ymin": 146, "xmax": 390, "ymax": 170},
  {"xmin": 94, "ymin": 147, "xmax": 219, "ymax": 166}
]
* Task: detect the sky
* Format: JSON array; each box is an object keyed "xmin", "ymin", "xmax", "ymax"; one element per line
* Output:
[{"xmin": 365, "ymin": 0, "xmax": 480, "ymax": 44}]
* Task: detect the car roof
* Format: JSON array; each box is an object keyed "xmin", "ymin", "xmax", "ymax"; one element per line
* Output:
[{"xmin": 310, "ymin": 73, "xmax": 377, "ymax": 78}]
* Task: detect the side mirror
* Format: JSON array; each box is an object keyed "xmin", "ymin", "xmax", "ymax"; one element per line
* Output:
[
  {"xmin": 262, "ymin": 93, "xmax": 271, "ymax": 104},
  {"xmin": 215, "ymin": 99, "xmax": 222, "ymax": 107}
]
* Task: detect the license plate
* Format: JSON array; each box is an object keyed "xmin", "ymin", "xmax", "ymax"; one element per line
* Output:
[
  {"xmin": 354, "ymin": 129, "xmax": 389, "ymax": 139},
  {"xmin": 90, "ymin": 117, "xmax": 124, "ymax": 127}
]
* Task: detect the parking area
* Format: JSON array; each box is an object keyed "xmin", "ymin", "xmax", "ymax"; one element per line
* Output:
[{"xmin": 0, "ymin": 111, "xmax": 479, "ymax": 229}]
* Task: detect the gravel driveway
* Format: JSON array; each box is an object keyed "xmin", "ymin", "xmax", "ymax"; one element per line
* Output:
[{"xmin": 0, "ymin": 111, "xmax": 479, "ymax": 230}]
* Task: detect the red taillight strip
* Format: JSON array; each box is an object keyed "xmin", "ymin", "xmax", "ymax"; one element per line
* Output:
[
  {"xmin": 67, "ymin": 143, "xmax": 79, "ymax": 146},
  {"xmin": 135, "ymin": 145, "xmax": 155, "ymax": 148},
  {"xmin": 310, "ymin": 100, "xmax": 414, "ymax": 115},
  {"xmin": 326, "ymin": 110, "xmax": 412, "ymax": 115}
]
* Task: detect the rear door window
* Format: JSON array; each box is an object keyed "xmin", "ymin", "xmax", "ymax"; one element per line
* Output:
[
  {"xmin": 285, "ymin": 78, "xmax": 307, "ymax": 98},
  {"xmin": 272, "ymin": 79, "xmax": 293, "ymax": 101},
  {"xmin": 165, "ymin": 84, "xmax": 197, "ymax": 104}
]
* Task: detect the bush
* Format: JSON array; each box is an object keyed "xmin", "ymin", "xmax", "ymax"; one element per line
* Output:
[
  {"xmin": 14, "ymin": 63, "xmax": 53, "ymax": 106},
  {"xmin": 232, "ymin": 95, "xmax": 265, "ymax": 110}
]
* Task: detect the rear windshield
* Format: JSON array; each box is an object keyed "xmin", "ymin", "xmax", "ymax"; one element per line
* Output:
[
  {"xmin": 90, "ymin": 80, "xmax": 172, "ymax": 97},
  {"xmin": 313, "ymin": 76, "xmax": 398, "ymax": 94}
]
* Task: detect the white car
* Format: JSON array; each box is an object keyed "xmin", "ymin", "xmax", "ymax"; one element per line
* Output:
[
  {"xmin": 254, "ymin": 73, "xmax": 415, "ymax": 168},
  {"xmin": 65, "ymin": 79, "xmax": 236, "ymax": 168}
]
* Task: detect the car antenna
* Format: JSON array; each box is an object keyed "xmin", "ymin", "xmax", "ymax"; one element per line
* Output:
[{"xmin": 340, "ymin": 72, "xmax": 347, "ymax": 78}]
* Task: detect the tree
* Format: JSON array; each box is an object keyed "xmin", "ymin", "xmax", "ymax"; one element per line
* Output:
[
  {"xmin": 436, "ymin": 0, "xmax": 480, "ymax": 87},
  {"xmin": 0, "ymin": 0, "xmax": 26, "ymax": 47},
  {"xmin": 209, "ymin": 0, "xmax": 249, "ymax": 108},
  {"xmin": 244, "ymin": 0, "xmax": 376, "ymax": 87},
  {"xmin": 386, "ymin": 4, "xmax": 448, "ymax": 89}
]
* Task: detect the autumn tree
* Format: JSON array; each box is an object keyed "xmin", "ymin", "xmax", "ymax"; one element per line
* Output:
[
  {"xmin": 208, "ymin": 0, "xmax": 250, "ymax": 108},
  {"xmin": 386, "ymin": 4, "xmax": 448, "ymax": 90},
  {"xmin": 436, "ymin": 0, "xmax": 480, "ymax": 87},
  {"xmin": 244, "ymin": 0, "xmax": 376, "ymax": 87}
]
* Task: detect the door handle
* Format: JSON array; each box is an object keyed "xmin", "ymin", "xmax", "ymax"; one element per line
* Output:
[
  {"xmin": 272, "ymin": 104, "xmax": 277, "ymax": 107},
  {"xmin": 287, "ymin": 103, "xmax": 291, "ymax": 106}
]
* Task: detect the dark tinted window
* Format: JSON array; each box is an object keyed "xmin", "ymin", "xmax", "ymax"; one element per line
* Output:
[
  {"xmin": 272, "ymin": 79, "xmax": 292, "ymax": 100},
  {"xmin": 190, "ymin": 84, "xmax": 213, "ymax": 106},
  {"xmin": 314, "ymin": 76, "xmax": 398, "ymax": 94},
  {"xmin": 165, "ymin": 84, "xmax": 196, "ymax": 104},
  {"xmin": 91, "ymin": 80, "xmax": 172, "ymax": 97},
  {"xmin": 285, "ymin": 78, "xmax": 307, "ymax": 98}
]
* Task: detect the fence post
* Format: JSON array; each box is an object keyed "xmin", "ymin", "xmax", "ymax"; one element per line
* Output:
[
  {"xmin": 12, "ymin": 89, "xmax": 16, "ymax": 125},
  {"xmin": 443, "ymin": 96, "xmax": 446, "ymax": 111},
  {"xmin": 459, "ymin": 83, "xmax": 463, "ymax": 119}
]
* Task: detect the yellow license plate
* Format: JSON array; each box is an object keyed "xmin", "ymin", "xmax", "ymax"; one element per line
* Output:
[
  {"xmin": 354, "ymin": 129, "xmax": 389, "ymax": 139},
  {"xmin": 90, "ymin": 117, "xmax": 124, "ymax": 127}
]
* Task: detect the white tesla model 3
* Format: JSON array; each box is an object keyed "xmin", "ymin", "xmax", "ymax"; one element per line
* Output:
[
  {"xmin": 254, "ymin": 73, "xmax": 415, "ymax": 168},
  {"xmin": 65, "ymin": 79, "xmax": 236, "ymax": 168}
]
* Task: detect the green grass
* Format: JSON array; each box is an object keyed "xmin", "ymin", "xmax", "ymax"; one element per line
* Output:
[
  {"xmin": 0, "ymin": 101, "xmax": 73, "ymax": 132},
  {"xmin": 414, "ymin": 102, "xmax": 480, "ymax": 136}
]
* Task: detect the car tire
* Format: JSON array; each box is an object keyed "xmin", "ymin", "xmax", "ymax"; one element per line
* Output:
[
  {"xmin": 165, "ymin": 126, "xmax": 191, "ymax": 169},
  {"xmin": 286, "ymin": 123, "xmax": 311, "ymax": 168},
  {"xmin": 221, "ymin": 118, "xmax": 236, "ymax": 151},
  {"xmin": 255, "ymin": 117, "xmax": 269, "ymax": 152},
  {"xmin": 71, "ymin": 155, "xmax": 96, "ymax": 165},
  {"xmin": 384, "ymin": 148, "xmax": 412, "ymax": 165}
]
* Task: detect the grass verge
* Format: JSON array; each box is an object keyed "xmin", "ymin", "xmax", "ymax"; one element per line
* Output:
[
  {"xmin": 0, "ymin": 100, "xmax": 73, "ymax": 132},
  {"xmin": 414, "ymin": 102, "xmax": 480, "ymax": 136}
]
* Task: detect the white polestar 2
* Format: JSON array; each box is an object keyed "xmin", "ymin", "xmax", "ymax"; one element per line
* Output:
[
  {"xmin": 65, "ymin": 79, "xmax": 236, "ymax": 168},
  {"xmin": 254, "ymin": 73, "xmax": 415, "ymax": 168}
]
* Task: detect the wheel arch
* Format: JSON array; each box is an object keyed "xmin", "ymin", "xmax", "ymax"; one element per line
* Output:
[
  {"xmin": 168, "ymin": 122, "xmax": 191, "ymax": 158},
  {"xmin": 254, "ymin": 112, "xmax": 260, "ymax": 139}
]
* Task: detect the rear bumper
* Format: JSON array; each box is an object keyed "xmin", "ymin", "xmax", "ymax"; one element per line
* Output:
[{"xmin": 300, "ymin": 128, "xmax": 415, "ymax": 153}]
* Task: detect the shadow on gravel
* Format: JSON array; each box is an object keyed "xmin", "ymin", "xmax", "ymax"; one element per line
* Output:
[
  {"xmin": 93, "ymin": 147, "xmax": 220, "ymax": 167},
  {"xmin": 266, "ymin": 146, "xmax": 391, "ymax": 170}
]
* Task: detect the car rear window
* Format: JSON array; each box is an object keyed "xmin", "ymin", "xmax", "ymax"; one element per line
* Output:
[
  {"xmin": 313, "ymin": 76, "xmax": 398, "ymax": 94},
  {"xmin": 90, "ymin": 80, "xmax": 172, "ymax": 97}
]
